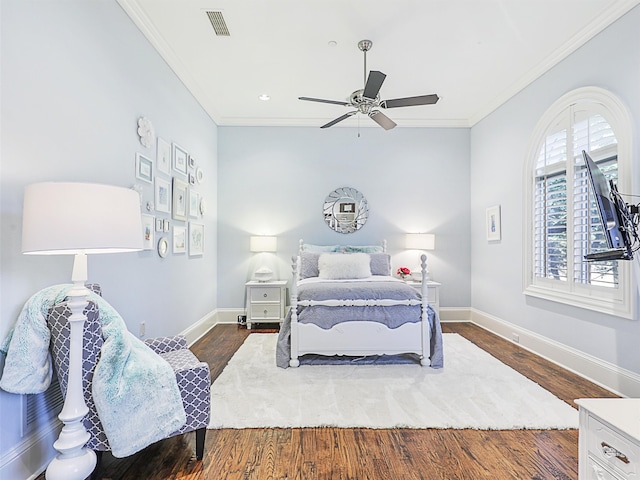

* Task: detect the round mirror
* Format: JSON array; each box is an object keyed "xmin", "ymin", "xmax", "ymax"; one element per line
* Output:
[{"xmin": 323, "ymin": 187, "xmax": 369, "ymax": 234}]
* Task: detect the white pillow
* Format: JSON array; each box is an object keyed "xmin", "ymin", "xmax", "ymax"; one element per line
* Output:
[{"xmin": 318, "ymin": 253, "xmax": 372, "ymax": 280}]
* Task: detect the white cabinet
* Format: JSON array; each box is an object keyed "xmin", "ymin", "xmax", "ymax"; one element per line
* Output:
[
  {"xmin": 245, "ymin": 280, "xmax": 287, "ymax": 330},
  {"xmin": 405, "ymin": 280, "xmax": 440, "ymax": 315},
  {"xmin": 576, "ymin": 398, "xmax": 640, "ymax": 480}
]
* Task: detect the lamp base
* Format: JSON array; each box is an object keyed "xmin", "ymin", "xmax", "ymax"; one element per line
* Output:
[
  {"xmin": 46, "ymin": 448, "xmax": 96, "ymax": 480},
  {"xmin": 254, "ymin": 266, "xmax": 274, "ymax": 282}
]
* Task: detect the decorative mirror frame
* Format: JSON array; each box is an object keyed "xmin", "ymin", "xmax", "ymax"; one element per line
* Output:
[{"xmin": 323, "ymin": 187, "xmax": 369, "ymax": 234}]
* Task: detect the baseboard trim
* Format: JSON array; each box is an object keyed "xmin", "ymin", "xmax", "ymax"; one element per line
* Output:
[
  {"xmin": 0, "ymin": 417, "xmax": 60, "ymax": 480},
  {"xmin": 470, "ymin": 308, "xmax": 640, "ymax": 398}
]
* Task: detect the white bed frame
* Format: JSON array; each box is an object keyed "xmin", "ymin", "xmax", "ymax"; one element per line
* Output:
[{"xmin": 289, "ymin": 240, "xmax": 431, "ymax": 367}]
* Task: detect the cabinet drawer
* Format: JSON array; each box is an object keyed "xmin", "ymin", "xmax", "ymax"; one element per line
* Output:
[
  {"xmin": 250, "ymin": 304, "xmax": 281, "ymax": 319},
  {"xmin": 250, "ymin": 287, "xmax": 281, "ymax": 302},
  {"xmin": 588, "ymin": 415, "xmax": 638, "ymax": 478},
  {"xmin": 587, "ymin": 456, "xmax": 624, "ymax": 479}
]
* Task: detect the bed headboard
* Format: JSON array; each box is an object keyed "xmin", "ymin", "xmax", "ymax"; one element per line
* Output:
[{"xmin": 298, "ymin": 239, "xmax": 387, "ymax": 253}]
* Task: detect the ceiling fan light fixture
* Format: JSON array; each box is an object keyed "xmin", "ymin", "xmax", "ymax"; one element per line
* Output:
[{"xmin": 299, "ymin": 39, "xmax": 439, "ymax": 130}]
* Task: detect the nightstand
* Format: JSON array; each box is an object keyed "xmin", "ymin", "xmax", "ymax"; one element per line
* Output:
[
  {"xmin": 405, "ymin": 280, "xmax": 440, "ymax": 315},
  {"xmin": 576, "ymin": 398, "xmax": 640, "ymax": 480},
  {"xmin": 245, "ymin": 280, "xmax": 287, "ymax": 330}
]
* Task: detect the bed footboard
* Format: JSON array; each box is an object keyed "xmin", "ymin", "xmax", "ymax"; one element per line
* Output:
[{"xmin": 289, "ymin": 253, "xmax": 431, "ymax": 367}]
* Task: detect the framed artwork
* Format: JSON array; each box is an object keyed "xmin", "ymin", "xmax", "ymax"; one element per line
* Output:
[
  {"xmin": 157, "ymin": 237, "xmax": 169, "ymax": 258},
  {"xmin": 141, "ymin": 214, "xmax": 155, "ymax": 250},
  {"xmin": 135, "ymin": 153, "xmax": 153, "ymax": 183},
  {"xmin": 189, "ymin": 222, "xmax": 204, "ymax": 256},
  {"xmin": 189, "ymin": 191, "xmax": 199, "ymax": 218},
  {"xmin": 157, "ymin": 137, "xmax": 171, "ymax": 175},
  {"xmin": 172, "ymin": 177, "xmax": 188, "ymax": 221},
  {"xmin": 172, "ymin": 143, "xmax": 188, "ymax": 175},
  {"xmin": 155, "ymin": 177, "xmax": 171, "ymax": 214},
  {"xmin": 486, "ymin": 205, "xmax": 501, "ymax": 241},
  {"xmin": 173, "ymin": 225, "xmax": 186, "ymax": 254},
  {"xmin": 188, "ymin": 155, "xmax": 196, "ymax": 169}
]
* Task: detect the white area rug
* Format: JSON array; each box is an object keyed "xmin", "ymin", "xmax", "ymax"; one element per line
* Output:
[{"xmin": 208, "ymin": 333, "xmax": 578, "ymax": 430}]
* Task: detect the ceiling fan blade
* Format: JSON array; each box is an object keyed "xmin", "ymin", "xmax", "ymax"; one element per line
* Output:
[
  {"xmin": 321, "ymin": 111, "xmax": 357, "ymax": 129},
  {"xmin": 381, "ymin": 94, "xmax": 439, "ymax": 108},
  {"xmin": 362, "ymin": 71, "xmax": 386, "ymax": 99},
  {"xmin": 299, "ymin": 96, "xmax": 350, "ymax": 106},
  {"xmin": 369, "ymin": 111, "xmax": 397, "ymax": 130}
]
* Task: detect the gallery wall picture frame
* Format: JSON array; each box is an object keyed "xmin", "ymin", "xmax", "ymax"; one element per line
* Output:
[
  {"xmin": 157, "ymin": 137, "xmax": 171, "ymax": 175},
  {"xmin": 189, "ymin": 191, "xmax": 199, "ymax": 218},
  {"xmin": 189, "ymin": 222, "xmax": 204, "ymax": 256},
  {"xmin": 486, "ymin": 205, "xmax": 502, "ymax": 241},
  {"xmin": 173, "ymin": 225, "xmax": 186, "ymax": 254},
  {"xmin": 172, "ymin": 177, "xmax": 188, "ymax": 221},
  {"xmin": 172, "ymin": 143, "xmax": 188, "ymax": 175},
  {"xmin": 135, "ymin": 153, "xmax": 153, "ymax": 183},
  {"xmin": 141, "ymin": 214, "xmax": 155, "ymax": 250},
  {"xmin": 157, "ymin": 236, "xmax": 169, "ymax": 258},
  {"xmin": 155, "ymin": 177, "xmax": 171, "ymax": 214}
]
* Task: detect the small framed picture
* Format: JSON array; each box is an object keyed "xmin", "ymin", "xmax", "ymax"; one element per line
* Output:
[
  {"xmin": 189, "ymin": 191, "xmax": 199, "ymax": 218},
  {"xmin": 141, "ymin": 214, "xmax": 155, "ymax": 250},
  {"xmin": 486, "ymin": 205, "xmax": 501, "ymax": 241},
  {"xmin": 155, "ymin": 218, "xmax": 164, "ymax": 232},
  {"xmin": 189, "ymin": 222, "xmax": 204, "ymax": 256},
  {"xmin": 157, "ymin": 137, "xmax": 171, "ymax": 175},
  {"xmin": 155, "ymin": 177, "xmax": 171, "ymax": 214},
  {"xmin": 136, "ymin": 153, "xmax": 153, "ymax": 183},
  {"xmin": 173, "ymin": 143, "xmax": 188, "ymax": 175},
  {"xmin": 188, "ymin": 173, "xmax": 196, "ymax": 185},
  {"xmin": 163, "ymin": 219, "xmax": 170, "ymax": 232},
  {"xmin": 173, "ymin": 225, "xmax": 186, "ymax": 254},
  {"xmin": 188, "ymin": 155, "xmax": 196, "ymax": 169},
  {"xmin": 172, "ymin": 177, "xmax": 188, "ymax": 221}
]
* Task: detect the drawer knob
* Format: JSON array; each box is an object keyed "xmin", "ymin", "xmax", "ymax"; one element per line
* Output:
[
  {"xmin": 263, "ymin": 293, "xmax": 268, "ymax": 298},
  {"xmin": 264, "ymin": 309, "xmax": 268, "ymax": 315},
  {"xmin": 601, "ymin": 442, "xmax": 630, "ymax": 464}
]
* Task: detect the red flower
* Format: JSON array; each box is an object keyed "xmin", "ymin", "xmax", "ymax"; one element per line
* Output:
[{"xmin": 397, "ymin": 267, "xmax": 411, "ymax": 276}]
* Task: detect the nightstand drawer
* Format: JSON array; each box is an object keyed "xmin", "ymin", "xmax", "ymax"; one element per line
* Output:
[
  {"xmin": 250, "ymin": 287, "xmax": 281, "ymax": 302},
  {"xmin": 250, "ymin": 304, "xmax": 281, "ymax": 319},
  {"xmin": 588, "ymin": 416, "xmax": 638, "ymax": 477},
  {"xmin": 587, "ymin": 457, "xmax": 624, "ymax": 480}
]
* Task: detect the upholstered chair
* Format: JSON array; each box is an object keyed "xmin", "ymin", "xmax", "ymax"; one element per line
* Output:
[{"xmin": 46, "ymin": 285, "xmax": 210, "ymax": 471}]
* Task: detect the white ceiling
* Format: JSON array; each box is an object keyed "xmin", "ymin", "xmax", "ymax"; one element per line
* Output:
[{"xmin": 117, "ymin": 0, "xmax": 639, "ymax": 129}]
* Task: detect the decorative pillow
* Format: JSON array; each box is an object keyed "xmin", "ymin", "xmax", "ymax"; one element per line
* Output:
[
  {"xmin": 369, "ymin": 253, "xmax": 391, "ymax": 276},
  {"xmin": 318, "ymin": 253, "xmax": 372, "ymax": 280},
  {"xmin": 342, "ymin": 245, "xmax": 384, "ymax": 254},
  {"xmin": 301, "ymin": 243, "xmax": 341, "ymax": 253},
  {"xmin": 299, "ymin": 252, "xmax": 321, "ymax": 279}
]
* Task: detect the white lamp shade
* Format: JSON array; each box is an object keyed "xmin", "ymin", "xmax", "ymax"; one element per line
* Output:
[
  {"xmin": 250, "ymin": 236, "xmax": 277, "ymax": 252},
  {"xmin": 405, "ymin": 233, "xmax": 435, "ymax": 250},
  {"xmin": 22, "ymin": 182, "xmax": 143, "ymax": 255}
]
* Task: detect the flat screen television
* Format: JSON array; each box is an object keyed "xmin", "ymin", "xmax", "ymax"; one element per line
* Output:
[{"xmin": 582, "ymin": 150, "xmax": 634, "ymax": 261}]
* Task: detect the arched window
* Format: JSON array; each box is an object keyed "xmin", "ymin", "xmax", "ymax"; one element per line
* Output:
[{"xmin": 523, "ymin": 87, "xmax": 634, "ymax": 318}]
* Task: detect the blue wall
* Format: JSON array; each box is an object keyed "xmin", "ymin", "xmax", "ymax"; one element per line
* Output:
[
  {"xmin": 217, "ymin": 126, "xmax": 471, "ymax": 309},
  {"xmin": 0, "ymin": 1, "xmax": 218, "ymax": 475}
]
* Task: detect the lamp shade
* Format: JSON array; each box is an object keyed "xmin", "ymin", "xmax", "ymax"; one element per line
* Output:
[
  {"xmin": 250, "ymin": 236, "xmax": 277, "ymax": 252},
  {"xmin": 405, "ymin": 233, "xmax": 435, "ymax": 250},
  {"xmin": 22, "ymin": 182, "xmax": 143, "ymax": 255}
]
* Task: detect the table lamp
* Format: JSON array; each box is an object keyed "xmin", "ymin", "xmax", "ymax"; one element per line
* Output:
[
  {"xmin": 22, "ymin": 182, "xmax": 142, "ymax": 480},
  {"xmin": 405, "ymin": 233, "xmax": 435, "ymax": 280},
  {"xmin": 249, "ymin": 236, "xmax": 277, "ymax": 281}
]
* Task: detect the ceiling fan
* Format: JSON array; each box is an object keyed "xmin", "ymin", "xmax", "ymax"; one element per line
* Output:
[{"xmin": 299, "ymin": 39, "xmax": 439, "ymax": 130}]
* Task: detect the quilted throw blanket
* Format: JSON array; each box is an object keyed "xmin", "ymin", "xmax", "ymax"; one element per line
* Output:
[{"xmin": 0, "ymin": 285, "xmax": 186, "ymax": 458}]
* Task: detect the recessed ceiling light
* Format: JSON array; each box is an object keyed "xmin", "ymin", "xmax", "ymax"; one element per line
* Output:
[
  {"xmin": 259, "ymin": 94, "xmax": 270, "ymax": 101},
  {"xmin": 328, "ymin": 40, "xmax": 337, "ymax": 47}
]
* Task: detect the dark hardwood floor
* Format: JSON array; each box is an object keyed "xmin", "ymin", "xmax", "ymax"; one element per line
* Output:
[{"xmin": 37, "ymin": 322, "xmax": 618, "ymax": 480}]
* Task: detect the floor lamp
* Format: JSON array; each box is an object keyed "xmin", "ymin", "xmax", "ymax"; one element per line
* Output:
[{"xmin": 21, "ymin": 182, "xmax": 142, "ymax": 480}]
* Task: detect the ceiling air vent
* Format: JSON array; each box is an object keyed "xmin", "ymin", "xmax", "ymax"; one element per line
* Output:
[{"xmin": 206, "ymin": 11, "xmax": 230, "ymax": 36}]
